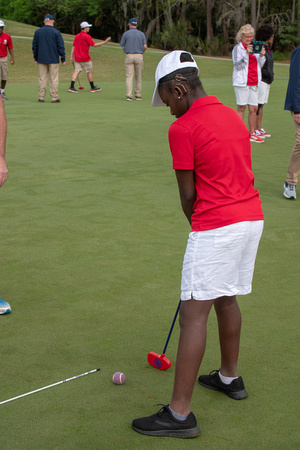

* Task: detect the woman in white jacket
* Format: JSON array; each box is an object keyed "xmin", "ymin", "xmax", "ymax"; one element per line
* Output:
[{"xmin": 232, "ymin": 24, "xmax": 266, "ymax": 143}]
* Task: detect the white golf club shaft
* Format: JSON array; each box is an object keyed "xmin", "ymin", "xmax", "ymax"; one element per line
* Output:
[{"xmin": 0, "ymin": 368, "xmax": 100, "ymax": 406}]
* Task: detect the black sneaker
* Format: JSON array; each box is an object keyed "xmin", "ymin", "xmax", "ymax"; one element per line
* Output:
[
  {"xmin": 198, "ymin": 370, "xmax": 248, "ymax": 400},
  {"xmin": 132, "ymin": 404, "xmax": 200, "ymax": 438},
  {"xmin": 90, "ymin": 87, "xmax": 101, "ymax": 92},
  {"xmin": 68, "ymin": 87, "xmax": 78, "ymax": 93}
]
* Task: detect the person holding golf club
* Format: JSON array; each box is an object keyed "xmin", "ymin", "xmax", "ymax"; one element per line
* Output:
[
  {"xmin": 68, "ymin": 21, "xmax": 111, "ymax": 93},
  {"xmin": 132, "ymin": 51, "xmax": 264, "ymax": 438}
]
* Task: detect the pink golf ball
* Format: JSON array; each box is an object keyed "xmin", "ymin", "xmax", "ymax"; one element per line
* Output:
[{"xmin": 112, "ymin": 372, "xmax": 125, "ymax": 385}]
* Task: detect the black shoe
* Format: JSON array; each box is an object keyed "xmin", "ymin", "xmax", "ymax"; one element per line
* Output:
[
  {"xmin": 68, "ymin": 87, "xmax": 78, "ymax": 93},
  {"xmin": 51, "ymin": 99, "xmax": 61, "ymax": 103},
  {"xmin": 198, "ymin": 370, "xmax": 248, "ymax": 400},
  {"xmin": 132, "ymin": 404, "xmax": 200, "ymax": 438},
  {"xmin": 90, "ymin": 87, "xmax": 101, "ymax": 92},
  {"xmin": 38, "ymin": 99, "xmax": 44, "ymax": 102}
]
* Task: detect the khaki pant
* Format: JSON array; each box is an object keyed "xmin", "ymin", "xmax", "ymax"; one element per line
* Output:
[
  {"xmin": 0, "ymin": 57, "xmax": 8, "ymax": 81},
  {"xmin": 74, "ymin": 60, "xmax": 93, "ymax": 73},
  {"xmin": 125, "ymin": 54, "xmax": 143, "ymax": 98},
  {"xmin": 38, "ymin": 63, "xmax": 59, "ymax": 101},
  {"xmin": 286, "ymin": 112, "xmax": 300, "ymax": 185}
]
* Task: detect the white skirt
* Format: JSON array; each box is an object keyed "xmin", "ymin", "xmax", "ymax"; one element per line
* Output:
[{"xmin": 181, "ymin": 220, "xmax": 264, "ymax": 301}]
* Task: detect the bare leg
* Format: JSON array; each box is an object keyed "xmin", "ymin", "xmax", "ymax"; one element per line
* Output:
[
  {"xmin": 248, "ymin": 104, "xmax": 258, "ymax": 134},
  {"xmin": 87, "ymin": 72, "xmax": 93, "ymax": 82},
  {"xmin": 256, "ymin": 104, "xmax": 263, "ymax": 130},
  {"xmin": 214, "ymin": 295, "xmax": 241, "ymax": 377},
  {"xmin": 71, "ymin": 70, "xmax": 80, "ymax": 82},
  {"xmin": 237, "ymin": 105, "xmax": 246, "ymax": 122},
  {"xmin": 170, "ymin": 298, "xmax": 214, "ymax": 416}
]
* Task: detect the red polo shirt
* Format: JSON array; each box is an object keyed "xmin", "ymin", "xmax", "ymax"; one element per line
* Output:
[
  {"xmin": 0, "ymin": 32, "xmax": 13, "ymax": 57},
  {"xmin": 73, "ymin": 31, "xmax": 95, "ymax": 62},
  {"xmin": 169, "ymin": 96, "xmax": 263, "ymax": 231},
  {"xmin": 242, "ymin": 42, "xmax": 258, "ymax": 86}
]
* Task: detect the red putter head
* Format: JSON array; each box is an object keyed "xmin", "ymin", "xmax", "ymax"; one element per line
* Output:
[{"xmin": 147, "ymin": 352, "xmax": 172, "ymax": 370}]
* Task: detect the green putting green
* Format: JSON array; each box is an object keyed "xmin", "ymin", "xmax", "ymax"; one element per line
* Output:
[{"xmin": 0, "ymin": 19, "xmax": 299, "ymax": 449}]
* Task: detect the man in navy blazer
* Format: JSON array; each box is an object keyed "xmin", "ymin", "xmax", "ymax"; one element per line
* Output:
[{"xmin": 32, "ymin": 14, "xmax": 65, "ymax": 103}]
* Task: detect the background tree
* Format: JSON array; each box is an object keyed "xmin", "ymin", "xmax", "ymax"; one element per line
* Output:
[{"xmin": 0, "ymin": 0, "xmax": 298, "ymax": 56}]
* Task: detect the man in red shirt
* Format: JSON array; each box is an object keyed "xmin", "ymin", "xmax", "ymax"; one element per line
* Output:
[
  {"xmin": 0, "ymin": 20, "xmax": 14, "ymax": 100},
  {"xmin": 69, "ymin": 21, "xmax": 111, "ymax": 93},
  {"xmin": 132, "ymin": 51, "xmax": 264, "ymax": 438}
]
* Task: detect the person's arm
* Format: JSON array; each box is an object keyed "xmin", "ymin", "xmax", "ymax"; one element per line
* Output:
[
  {"xmin": 70, "ymin": 45, "xmax": 75, "ymax": 63},
  {"xmin": 256, "ymin": 48, "xmax": 266, "ymax": 67},
  {"xmin": 293, "ymin": 113, "xmax": 300, "ymax": 125},
  {"xmin": 0, "ymin": 97, "xmax": 8, "ymax": 188},
  {"xmin": 143, "ymin": 34, "xmax": 147, "ymax": 53},
  {"xmin": 8, "ymin": 47, "xmax": 14, "ymax": 65},
  {"xmin": 57, "ymin": 33, "xmax": 66, "ymax": 64},
  {"xmin": 32, "ymin": 33, "xmax": 38, "ymax": 62},
  {"xmin": 232, "ymin": 44, "xmax": 247, "ymax": 69},
  {"xmin": 94, "ymin": 37, "xmax": 111, "ymax": 48},
  {"xmin": 175, "ymin": 169, "xmax": 196, "ymax": 225}
]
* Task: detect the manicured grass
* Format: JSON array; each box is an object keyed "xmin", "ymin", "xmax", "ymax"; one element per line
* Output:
[{"xmin": 0, "ymin": 20, "xmax": 299, "ymax": 450}]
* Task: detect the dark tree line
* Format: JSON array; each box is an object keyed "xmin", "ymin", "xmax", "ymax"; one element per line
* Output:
[{"xmin": 1, "ymin": 0, "xmax": 299, "ymax": 56}]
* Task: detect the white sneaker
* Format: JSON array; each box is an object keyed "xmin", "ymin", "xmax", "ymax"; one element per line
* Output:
[
  {"xmin": 254, "ymin": 129, "xmax": 266, "ymax": 139},
  {"xmin": 259, "ymin": 128, "xmax": 271, "ymax": 138},
  {"xmin": 250, "ymin": 133, "xmax": 264, "ymax": 143},
  {"xmin": 0, "ymin": 299, "xmax": 11, "ymax": 314},
  {"xmin": 283, "ymin": 182, "xmax": 296, "ymax": 199}
]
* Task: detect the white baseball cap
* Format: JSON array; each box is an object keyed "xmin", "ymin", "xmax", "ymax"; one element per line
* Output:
[
  {"xmin": 80, "ymin": 21, "xmax": 92, "ymax": 28},
  {"xmin": 152, "ymin": 50, "xmax": 199, "ymax": 107},
  {"xmin": 0, "ymin": 20, "xmax": 6, "ymax": 27}
]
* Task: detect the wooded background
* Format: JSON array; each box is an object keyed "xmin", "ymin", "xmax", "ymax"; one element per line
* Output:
[{"xmin": 0, "ymin": 0, "xmax": 299, "ymax": 56}]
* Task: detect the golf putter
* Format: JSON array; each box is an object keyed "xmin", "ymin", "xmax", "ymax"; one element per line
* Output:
[
  {"xmin": 77, "ymin": 73, "xmax": 84, "ymax": 90},
  {"xmin": 147, "ymin": 300, "xmax": 181, "ymax": 370},
  {"xmin": 72, "ymin": 62, "xmax": 84, "ymax": 90}
]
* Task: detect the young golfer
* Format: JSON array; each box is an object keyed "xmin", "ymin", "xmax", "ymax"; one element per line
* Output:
[
  {"xmin": 68, "ymin": 21, "xmax": 111, "ymax": 93},
  {"xmin": 132, "ymin": 51, "xmax": 264, "ymax": 438},
  {"xmin": 0, "ymin": 20, "xmax": 14, "ymax": 100}
]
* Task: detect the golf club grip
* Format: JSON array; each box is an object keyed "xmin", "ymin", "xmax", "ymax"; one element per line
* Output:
[{"xmin": 162, "ymin": 299, "xmax": 181, "ymax": 355}]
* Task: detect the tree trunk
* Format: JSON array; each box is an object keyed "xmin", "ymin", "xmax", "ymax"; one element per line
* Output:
[
  {"xmin": 251, "ymin": 0, "xmax": 256, "ymax": 30},
  {"xmin": 180, "ymin": 1, "xmax": 186, "ymax": 21},
  {"xmin": 156, "ymin": 2, "xmax": 160, "ymax": 34},
  {"xmin": 298, "ymin": 0, "xmax": 300, "ymax": 38},
  {"xmin": 207, "ymin": 0, "xmax": 213, "ymax": 42}
]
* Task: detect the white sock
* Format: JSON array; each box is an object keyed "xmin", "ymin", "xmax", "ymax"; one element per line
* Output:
[
  {"xmin": 219, "ymin": 371, "xmax": 238, "ymax": 385},
  {"xmin": 168, "ymin": 405, "xmax": 188, "ymax": 421}
]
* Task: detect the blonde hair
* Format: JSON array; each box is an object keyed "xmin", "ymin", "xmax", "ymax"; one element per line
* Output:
[{"xmin": 236, "ymin": 24, "xmax": 255, "ymax": 43}]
